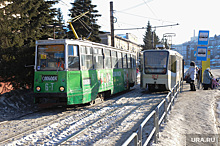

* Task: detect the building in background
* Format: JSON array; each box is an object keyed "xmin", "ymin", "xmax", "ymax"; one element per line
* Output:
[{"xmin": 99, "ymin": 32, "xmax": 142, "ymax": 63}]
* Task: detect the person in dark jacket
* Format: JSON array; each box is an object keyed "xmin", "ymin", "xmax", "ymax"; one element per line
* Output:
[{"xmin": 202, "ymin": 68, "xmax": 213, "ymax": 90}]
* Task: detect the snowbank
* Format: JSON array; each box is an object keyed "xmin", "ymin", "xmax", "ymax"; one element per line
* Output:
[{"xmin": 0, "ymin": 90, "xmax": 37, "ymax": 121}]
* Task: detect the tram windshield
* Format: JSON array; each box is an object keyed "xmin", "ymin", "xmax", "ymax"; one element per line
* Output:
[
  {"xmin": 144, "ymin": 51, "xmax": 168, "ymax": 74},
  {"xmin": 37, "ymin": 45, "xmax": 65, "ymax": 71}
]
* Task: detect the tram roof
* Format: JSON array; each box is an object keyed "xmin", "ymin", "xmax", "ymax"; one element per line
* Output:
[{"xmin": 36, "ymin": 39, "xmax": 136, "ymax": 54}]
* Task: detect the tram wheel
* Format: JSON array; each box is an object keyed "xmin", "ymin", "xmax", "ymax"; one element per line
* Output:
[
  {"xmin": 100, "ymin": 93, "xmax": 104, "ymax": 102},
  {"xmin": 90, "ymin": 100, "xmax": 95, "ymax": 105}
]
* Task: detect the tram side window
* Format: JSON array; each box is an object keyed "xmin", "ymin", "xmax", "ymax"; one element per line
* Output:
[
  {"xmin": 131, "ymin": 55, "xmax": 133, "ymax": 68},
  {"xmin": 132, "ymin": 55, "xmax": 136, "ymax": 68},
  {"xmin": 170, "ymin": 55, "xmax": 176, "ymax": 73},
  {"xmin": 93, "ymin": 48, "xmax": 104, "ymax": 69},
  {"xmin": 178, "ymin": 57, "xmax": 182, "ymax": 73},
  {"xmin": 104, "ymin": 49, "xmax": 111, "ymax": 69},
  {"xmin": 176, "ymin": 57, "xmax": 180, "ymax": 73},
  {"xmin": 111, "ymin": 51, "xmax": 117, "ymax": 68},
  {"xmin": 123, "ymin": 53, "xmax": 127, "ymax": 68},
  {"xmin": 68, "ymin": 45, "xmax": 79, "ymax": 70},
  {"xmin": 86, "ymin": 47, "xmax": 93, "ymax": 70},
  {"xmin": 117, "ymin": 52, "xmax": 122, "ymax": 68},
  {"xmin": 127, "ymin": 54, "xmax": 131, "ymax": 68},
  {"xmin": 134, "ymin": 56, "xmax": 137, "ymax": 67},
  {"xmin": 176, "ymin": 56, "xmax": 181, "ymax": 73},
  {"xmin": 80, "ymin": 46, "xmax": 93, "ymax": 70}
]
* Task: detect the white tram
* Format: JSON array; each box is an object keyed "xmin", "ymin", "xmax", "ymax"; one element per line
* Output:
[{"xmin": 140, "ymin": 49, "xmax": 184, "ymax": 91}]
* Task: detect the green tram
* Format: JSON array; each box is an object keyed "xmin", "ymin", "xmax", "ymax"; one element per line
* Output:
[{"xmin": 34, "ymin": 39, "xmax": 137, "ymax": 105}]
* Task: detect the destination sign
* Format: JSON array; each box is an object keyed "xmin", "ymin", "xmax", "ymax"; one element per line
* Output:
[{"xmin": 38, "ymin": 45, "xmax": 64, "ymax": 52}]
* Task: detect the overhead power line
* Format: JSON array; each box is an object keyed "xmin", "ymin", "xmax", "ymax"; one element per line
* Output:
[
  {"xmin": 141, "ymin": 0, "xmax": 157, "ymax": 18},
  {"xmin": 59, "ymin": 0, "xmax": 70, "ymax": 7},
  {"xmin": 118, "ymin": 0, "xmax": 153, "ymax": 12},
  {"xmin": 115, "ymin": 11, "xmax": 176, "ymax": 24},
  {"xmin": 114, "ymin": 23, "xmax": 179, "ymax": 30}
]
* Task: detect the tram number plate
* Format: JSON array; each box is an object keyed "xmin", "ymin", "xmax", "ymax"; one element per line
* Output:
[{"xmin": 42, "ymin": 75, "xmax": 58, "ymax": 82}]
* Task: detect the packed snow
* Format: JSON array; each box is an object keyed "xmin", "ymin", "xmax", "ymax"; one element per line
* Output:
[{"xmin": 153, "ymin": 68, "xmax": 220, "ymax": 146}]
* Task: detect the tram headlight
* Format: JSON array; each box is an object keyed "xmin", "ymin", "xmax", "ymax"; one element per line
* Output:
[
  {"xmin": 59, "ymin": 86, "xmax": 65, "ymax": 92},
  {"xmin": 36, "ymin": 86, "xmax": 41, "ymax": 92}
]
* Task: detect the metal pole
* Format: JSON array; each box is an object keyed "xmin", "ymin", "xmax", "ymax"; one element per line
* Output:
[
  {"xmin": 138, "ymin": 126, "xmax": 142, "ymax": 146},
  {"xmin": 53, "ymin": 26, "xmax": 55, "ymax": 39},
  {"xmin": 154, "ymin": 107, "xmax": 159, "ymax": 143},
  {"xmin": 110, "ymin": 1, "xmax": 115, "ymax": 47},
  {"xmin": 152, "ymin": 31, "xmax": 154, "ymax": 49},
  {"xmin": 164, "ymin": 98, "xmax": 168, "ymax": 123},
  {"xmin": 134, "ymin": 134, "xmax": 138, "ymax": 146}
]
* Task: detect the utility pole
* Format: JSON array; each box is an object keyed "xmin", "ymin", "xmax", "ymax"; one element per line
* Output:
[
  {"xmin": 110, "ymin": 1, "xmax": 114, "ymax": 47},
  {"xmin": 152, "ymin": 31, "xmax": 154, "ymax": 49}
]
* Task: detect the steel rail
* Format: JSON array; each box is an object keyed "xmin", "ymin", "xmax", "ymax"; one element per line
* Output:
[
  {"xmin": 58, "ymin": 94, "xmax": 152, "ymax": 145},
  {"xmin": 0, "ymin": 87, "xmax": 142, "ymax": 145}
]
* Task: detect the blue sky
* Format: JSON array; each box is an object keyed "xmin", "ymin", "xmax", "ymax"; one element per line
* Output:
[{"xmin": 55, "ymin": 0, "xmax": 220, "ymax": 45}]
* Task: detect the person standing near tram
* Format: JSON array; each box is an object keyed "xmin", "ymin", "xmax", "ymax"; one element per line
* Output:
[
  {"xmin": 202, "ymin": 68, "xmax": 213, "ymax": 90},
  {"xmin": 186, "ymin": 61, "xmax": 197, "ymax": 91}
]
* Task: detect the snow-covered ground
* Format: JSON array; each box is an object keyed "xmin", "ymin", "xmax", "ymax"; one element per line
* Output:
[
  {"xmin": 153, "ymin": 68, "xmax": 220, "ymax": 146},
  {"xmin": 0, "ymin": 90, "xmax": 37, "ymax": 121},
  {"xmin": 153, "ymin": 84, "xmax": 220, "ymax": 146},
  {"xmin": 0, "ymin": 82, "xmax": 166, "ymax": 145}
]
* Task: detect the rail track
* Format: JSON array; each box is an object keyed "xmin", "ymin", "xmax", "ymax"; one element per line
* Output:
[
  {"xmin": 58, "ymin": 99, "xmax": 147, "ymax": 145},
  {"xmin": 0, "ymin": 85, "xmax": 166, "ymax": 145},
  {"xmin": 0, "ymin": 87, "xmax": 139, "ymax": 145}
]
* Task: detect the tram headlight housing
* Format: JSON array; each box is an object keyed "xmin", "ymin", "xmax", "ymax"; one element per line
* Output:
[
  {"xmin": 36, "ymin": 86, "xmax": 41, "ymax": 92},
  {"xmin": 59, "ymin": 86, "xmax": 65, "ymax": 92}
]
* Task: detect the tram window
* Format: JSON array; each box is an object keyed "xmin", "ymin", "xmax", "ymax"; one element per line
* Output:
[
  {"xmin": 132, "ymin": 55, "xmax": 136, "ymax": 68},
  {"xmin": 176, "ymin": 56, "xmax": 181, "ymax": 73},
  {"xmin": 86, "ymin": 47, "xmax": 93, "ymax": 70},
  {"xmin": 81, "ymin": 46, "xmax": 86, "ymax": 54},
  {"xmin": 68, "ymin": 45, "xmax": 79, "ymax": 70},
  {"xmin": 127, "ymin": 54, "xmax": 131, "ymax": 68},
  {"xmin": 168, "ymin": 57, "xmax": 171, "ymax": 71},
  {"xmin": 123, "ymin": 53, "xmax": 127, "ymax": 68},
  {"xmin": 134, "ymin": 55, "xmax": 137, "ymax": 67},
  {"xmin": 37, "ymin": 44, "xmax": 65, "ymax": 71},
  {"xmin": 117, "ymin": 52, "xmax": 122, "ymax": 68},
  {"xmin": 80, "ymin": 46, "xmax": 93, "ymax": 70},
  {"xmin": 131, "ymin": 56, "xmax": 133, "ymax": 68},
  {"xmin": 144, "ymin": 51, "xmax": 168, "ymax": 74},
  {"xmin": 104, "ymin": 49, "xmax": 111, "ymax": 69},
  {"xmin": 176, "ymin": 59, "xmax": 179, "ymax": 72},
  {"xmin": 111, "ymin": 51, "xmax": 117, "ymax": 68},
  {"xmin": 80, "ymin": 46, "xmax": 86, "ymax": 70},
  {"xmin": 170, "ymin": 55, "xmax": 176, "ymax": 73},
  {"xmin": 93, "ymin": 48, "xmax": 104, "ymax": 69}
]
